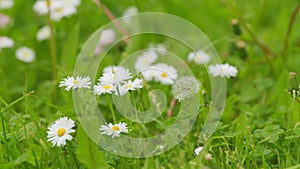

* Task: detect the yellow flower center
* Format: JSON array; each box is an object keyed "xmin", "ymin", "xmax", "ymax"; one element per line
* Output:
[
  {"xmin": 56, "ymin": 8, "xmax": 64, "ymax": 14},
  {"xmin": 57, "ymin": 128, "xmax": 66, "ymax": 137},
  {"xmin": 73, "ymin": 80, "xmax": 79, "ymax": 85},
  {"xmin": 22, "ymin": 51, "xmax": 30, "ymax": 58},
  {"xmin": 143, "ymin": 58, "xmax": 148, "ymax": 64},
  {"xmin": 111, "ymin": 125, "xmax": 120, "ymax": 131},
  {"xmin": 126, "ymin": 84, "xmax": 133, "ymax": 89},
  {"xmin": 161, "ymin": 72, "xmax": 168, "ymax": 78},
  {"xmin": 103, "ymin": 85, "xmax": 111, "ymax": 90}
]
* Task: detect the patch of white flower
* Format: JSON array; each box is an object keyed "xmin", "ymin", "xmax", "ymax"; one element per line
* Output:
[
  {"xmin": 172, "ymin": 76, "xmax": 201, "ymax": 101},
  {"xmin": 15, "ymin": 47, "xmax": 35, "ymax": 63},
  {"xmin": 93, "ymin": 65, "xmax": 143, "ymax": 96},
  {"xmin": 36, "ymin": 25, "xmax": 50, "ymax": 41},
  {"xmin": 33, "ymin": 0, "xmax": 80, "ymax": 21},
  {"xmin": 187, "ymin": 50, "xmax": 211, "ymax": 64},
  {"xmin": 209, "ymin": 63, "xmax": 238, "ymax": 78},
  {"xmin": 0, "ymin": 36, "xmax": 14, "ymax": 51},
  {"xmin": 0, "ymin": 0, "xmax": 14, "ymax": 9},
  {"xmin": 122, "ymin": 6, "xmax": 138, "ymax": 23},
  {"xmin": 94, "ymin": 29, "xmax": 116, "ymax": 55},
  {"xmin": 134, "ymin": 46, "xmax": 178, "ymax": 85}
]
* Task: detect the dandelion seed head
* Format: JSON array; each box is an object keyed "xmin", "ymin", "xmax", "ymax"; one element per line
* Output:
[{"xmin": 172, "ymin": 76, "xmax": 201, "ymax": 101}]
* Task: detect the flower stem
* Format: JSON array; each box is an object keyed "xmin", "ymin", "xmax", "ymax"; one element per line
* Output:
[
  {"xmin": 167, "ymin": 98, "xmax": 176, "ymax": 118},
  {"xmin": 67, "ymin": 144, "xmax": 80, "ymax": 169},
  {"xmin": 107, "ymin": 95, "xmax": 117, "ymax": 123},
  {"xmin": 92, "ymin": 0, "xmax": 129, "ymax": 43},
  {"xmin": 226, "ymin": 0, "xmax": 275, "ymax": 59},
  {"xmin": 46, "ymin": 0, "xmax": 57, "ymax": 82},
  {"xmin": 281, "ymin": 2, "xmax": 300, "ymax": 57}
]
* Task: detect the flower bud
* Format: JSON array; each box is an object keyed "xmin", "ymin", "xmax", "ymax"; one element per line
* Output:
[
  {"xmin": 288, "ymin": 72, "xmax": 299, "ymax": 99},
  {"xmin": 231, "ymin": 18, "xmax": 241, "ymax": 36}
]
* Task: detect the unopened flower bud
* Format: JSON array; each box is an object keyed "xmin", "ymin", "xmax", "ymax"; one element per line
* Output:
[
  {"xmin": 231, "ymin": 18, "xmax": 241, "ymax": 36},
  {"xmin": 288, "ymin": 72, "xmax": 299, "ymax": 99},
  {"xmin": 235, "ymin": 40, "xmax": 247, "ymax": 59}
]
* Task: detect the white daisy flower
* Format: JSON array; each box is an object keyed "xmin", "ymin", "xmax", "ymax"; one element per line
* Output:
[
  {"xmin": 100, "ymin": 122, "xmax": 129, "ymax": 138},
  {"xmin": 33, "ymin": 1, "xmax": 48, "ymax": 15},
  {"xmin": 16, "ymin": 47, "xmax": 35, "ymax": 63},
  {"xmin": 172, "ymin": 76, "xmax": 201, "ymax": 101},
  {"xmin": 149, "ymin": 43, "xmax": 167, "ymax": 55},
  {"xmin": 0, "ymin": 36, "xmax": 14, "ymax": 50},
  {"xmin": 209, "ymin": 63, "xmax": 238, "ymax": 78},
  {"xmin": 99, "ymin": 68, "xmax": 132, "ymax": 86},
  {"xmin": 93, "ymin": 83, "xmax": 116, "ymax": 95},
  {"xmin": 103, "ymin": 65, "xmax": 125, "ymax": 74},
  {"xmin": 50, "ymin": 4, "xmax": 77, "ymax": 21},
  {"xmin": 62, "ymin": 0, "xmax": 81, "ymax": 7},
  {"xmin": 118, "ymin": 78, "xmax": 143, "ymax": 96},
  {"xmin": 94, "ymin": 29, "xmax": 116, "ymax": 55},
  {"xmin": 152, "ymin": 63, "xmax": 178, "ymax": 85},
  {"xmin": 99, "ymin": 29, "xmax": 116, "ymax": 46},
  {"xmin": 47, "ymin": 117, "xmax": 75, "ymax": 147},
  {"xmin": 33, "ymin": 0, "xmax": 77, "ymax": 21},
  {"xmin": 187, "ymin": 50, "xmax": 211, "ymax": 64},
  {"xmin": 0, "ymin": 13, "xmax": 10, "ymax": 28},
  {"xmin": 194, "ymin": 146, "xmax": 203, "ymax": 156},
  {"xmin": 0, "ymin": 0, "xmax": 13, "ymax": 9},
  {"xmin": 36, "ymin": 25, "xmax": 50, "ymax": 41},
  {"xmin": 59, "ymin": 76, "xmax": 91, "ymax": 91},
  {"xmin": 122, "ymin": 6, "xmax": 138, "ymax": 23},
  {"xmin": 134, "ymin": 50, "xmax": 158, "ymax": 72}
]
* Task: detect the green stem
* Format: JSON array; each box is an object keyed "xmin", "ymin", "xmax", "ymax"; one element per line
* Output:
[
  {"xmin": 226, "ymin": 0, "xmax": 275, "ymax": 58},
  {"xmin": 67, "ymin": 144, "xmax": 80, "ymax": 169},
  {"xmin": 281, "ymin": 2, "xmax": 300, "ymax": 57},
  {"xmin": 0, "ymin": 91, "xmax": 34, "ymax": 114},
  {"xmin": 46, "ymin": 0, "xmax": 57, "ymax": 82},
  {"xmin": 107, "ymin": 95, "xmax": 117, "ymax": 123}
]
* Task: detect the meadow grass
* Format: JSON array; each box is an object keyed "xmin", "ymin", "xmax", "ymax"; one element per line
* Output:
[{"xmin": 1, "ymin": 0, "xmax": 300, "ymax": 168}]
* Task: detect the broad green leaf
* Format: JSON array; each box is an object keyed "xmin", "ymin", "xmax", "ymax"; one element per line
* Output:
[{"xmin": 254, "ymin": 125, "xmax": 284, "ymax": 143}]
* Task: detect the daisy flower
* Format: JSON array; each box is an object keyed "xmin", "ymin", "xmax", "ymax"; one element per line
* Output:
[
  {"xmin": 36, "ymin": 25, "xmax": 50, "ymax": 41},
  {"xmin": 0, "ymin": 36, "xmax": 14, "ymax": 50},
  {"xmin": 47, "ymin": 117, "xmax": 75, "ymax": 147},
  {"xmin": 187, "ymin": 50, "xmax": 210, "ymax": 64},
  {"xmin": 98, "ymin": 29, "xmax": 116, "ymax": 46},
  {"xmin": 209, "ymin": 63, "xmax": 238, "ymax": 78},
  {"xmin": 0, "ymin": 13, "xmax": 10, "ymax": 28},
  {"xmin": 100, "ymin": 122, "xmax": 128, "ymax": 138},
  {"xmin": 0, "ymin": 0, "xmax": 13, "ymax": 9},
  {"xmin": 33, "ymin": 0, "xmax": 78, "ymax": 21},
  {"xmin": 59, "ymin": 76, "xmax": 91, "ymax": 91},
  {"xmin": 103, "ymin": 65, "xmax": 125, "ymax": 74},
  {"xmin": 16, "ymin": 47, "xmax": 35, "ymax": 63},
  {"xmin": 118, "ymin": 78, "xmax": 143, "ymax": 96},
  {"xmin": 134, "ymin": 50, "xmax": 158, "ymax": 72},
  {"xmin": 122, "ymin": 6, "xmax": 138, "ymax": 23},
  {"xmin": 62, "ymin": 0, "xmax": 81, "ymax": 7},
  {"xmin": 152, "ymin": 63, "xmax": 178, "ymax": 85},
  {"xmin": 194, "ymin": 146, "xmax": 203, "ymax": 156},
  {"xmin": 99, "ymin": 68, "xmax": 132, "ymax": 86},
  {"xmin": 149, "ymin": 43, "xmax": 167, "ymax": 55},
  {"xmin": 172, "ymin": 76, "xmax": 201, "ymax": 101},
  {"xmin": 50, "ymin": 3, "xmax": 77, "ymax": 21},
  {"xmin": 93, "ymin": 83, "xmax": 116, "ymax": 95},
  {"xmin": 94, "ymin": 29, "xmax": 116, "ymax": 55}
]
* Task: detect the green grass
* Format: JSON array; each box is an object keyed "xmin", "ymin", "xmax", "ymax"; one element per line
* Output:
[{"xmin": 1, "ymin": 0, "xmax": 300, "ymax": 168}]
